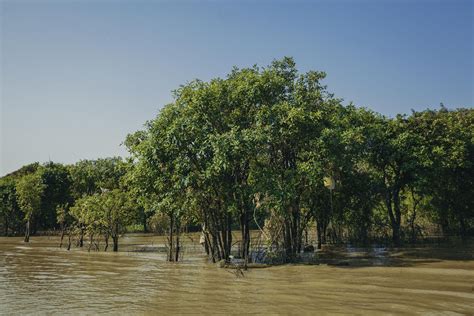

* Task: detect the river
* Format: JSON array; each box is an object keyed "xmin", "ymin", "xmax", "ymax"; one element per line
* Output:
[{"xmin": 1, "ymin": 235, "xmax": 473, "ymax": 315}]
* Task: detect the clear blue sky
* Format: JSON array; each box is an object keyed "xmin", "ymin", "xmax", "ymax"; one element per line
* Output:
[{"xmin": 1, "ymin": 0, "xmax": 472, "ymax": 176}]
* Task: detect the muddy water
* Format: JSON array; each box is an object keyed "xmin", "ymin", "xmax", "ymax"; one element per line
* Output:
[{"xmin": 1, "ymin": 235, "xmax": 473, "ymax": 315}]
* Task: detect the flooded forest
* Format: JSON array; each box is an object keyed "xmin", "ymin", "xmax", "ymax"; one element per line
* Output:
[{"xmin": 1, "ymin": 58, "xmax": 473, "ymax": 314}]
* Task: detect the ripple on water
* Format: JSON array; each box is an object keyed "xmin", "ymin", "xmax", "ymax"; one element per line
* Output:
[{"xmin": 0, "ymin": 236, "xmax": 473, "ymax": 315}]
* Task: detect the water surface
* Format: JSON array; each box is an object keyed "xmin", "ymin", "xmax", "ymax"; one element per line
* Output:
[{"xmin": 1, "ymin": 235, "xmax": 473, "ymax": 315}]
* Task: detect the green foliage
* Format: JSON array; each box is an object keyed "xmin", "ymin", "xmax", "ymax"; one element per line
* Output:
[
  {"xmin": 124, "ymin": 57, "xmax": 474, "ymax": 258},
  {"xmin": 68, "ymin": 157, "xmax": 125, "ymax": 198},
  {"xmin": 15, "ymin": 171, "xmax": 45, "ymax": 222},
  {"xmin": 0, "ymin": 177, "xmax": 22, "ymax": 235},
  {"xmin": 70, "ymin": 189, "xmax": 136, "ymax": 237},
  {"xmin": 1, "ymin": 58, "xmax": 472, "ymax": 252},
  {"xmin": 408, "ymin": 108, "xmax": 474, "ymax": 238},
  {"xmin": 38, "ymin": 162, "xmax": 73, "ymax": 230}
]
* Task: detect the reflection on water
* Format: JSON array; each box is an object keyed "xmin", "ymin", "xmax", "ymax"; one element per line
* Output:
[{"xmin": 0, "ymin": 235, "xmax": 473, "ymax": 315}]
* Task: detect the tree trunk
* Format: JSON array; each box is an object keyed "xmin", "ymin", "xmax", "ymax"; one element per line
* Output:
[
  {"xmin": 211, "ymin": 230, "xmax": 222, "ymax": 261},
  {"xmin": 216, "ymin": 229, "xmax": 225, "ymax": 260},
  {"xmin": 282, "ymin": 203, "xmax": 302, "ymax": 261},
  {"xmin": 222, "ymin": 211, "xmax": 232, "ymax": 262},
  {"xmin": 59, "ymin": 224, "xmax": 65, "ymax": 248},
  {"xmin": 385, "ymin": 188, "xmax": 401, "ymax": 246},
  {"xmin": 174, "ymin": 222, "xmax": 180, "ymax": 262},
  {"xmin": 204, "ymin": 232, "xmax": 216, "ymax": 262},
  {"xmin": 314, "ymin": 203, "xmax": 329, "ymax": 249},
  {"xmin": 4, "ymin": 217, "xmax": 9, "ymax": 237},
  {"xmin": 112, "ymin": 235, "xmax": 118, "ymax": 252},
  {"xmin": 316, "ymin": 221, "xmax": 322, "ymax": 249},
  {"xmin": 284, "ymin": 218, "xmax": 294, "ymax": 261},
  {"xmin": 203, "ymin": 216, "xmax": 217, "ymax": 262},
  {"xmin": 393, "ymin": 187, "xmax": 402, "ymax": 245},
  {"xmin": 168, "ymin": 214, "xmax": 174, "ymax": 261},
  {"xmin": 410, "ymin": 215, "xmax": 416, "ymax": 243},
  {"xmin": 67, "ymin": 229, "xmax": 72, "ymax": 251},
  {"xmin": 240, "ymin": 212, "xmax": 249, "ymax": 263},
  {"xmin": 104, "ymin": 233, "xmax": 109, "ymax": 252},
  {"xmin": 293, "ymin": 204, "xmax": 302, "ymax": 253},
  {"xmin": 392, "ymin": 221, "xmax": 401, "ymax": 246},
  {"xmin": 322, "ymin": 220, "xmax": 328, "ymax": 244},
  {"xmin": 409, "ymin": 189, "xmax": 420, "ymax": 243},
  {"xmin": 79, "ymin": 225, "xmax": 84, "ymax": 247},
  {"xmin": 24, "ymin": 218, "xmax": 30, "ymax": 242},
  {"xmin": 88, "ymin": 233, "xmax": 94, "ymax": 252}
]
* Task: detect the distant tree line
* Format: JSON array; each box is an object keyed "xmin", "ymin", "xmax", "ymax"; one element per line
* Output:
[{"xmin": 1, "ymin": 58, "xmax": 473, "ymax": 262}]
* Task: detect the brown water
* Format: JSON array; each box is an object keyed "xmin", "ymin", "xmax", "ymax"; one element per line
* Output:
[{"xmin": 1, "ymin": 235, "xmax": 473, "ymax": 315}]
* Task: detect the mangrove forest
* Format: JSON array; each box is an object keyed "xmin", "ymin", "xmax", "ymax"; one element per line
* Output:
[{"xmin": 1, "ymin": 58, "xmax": 473, "ymax": 264}]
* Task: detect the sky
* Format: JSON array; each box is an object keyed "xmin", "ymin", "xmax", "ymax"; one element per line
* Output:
[{"xmin": 1, "ymin": 0, "xmax": 473, "ymax": 176}]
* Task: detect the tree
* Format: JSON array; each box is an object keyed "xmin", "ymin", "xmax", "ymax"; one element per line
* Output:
[
  {"xmin": 367, "ymin": 115, "xmax": 423, "ymax": 245},
  {"xmin": 69, "ymin": 189, "xmax": 136, "ymax": 252},
  {"xmin": 0, "ymin": 178, "xmax": 21, "ymax": 236},
  {"xmin": 16, "ymin": 171, "xmax": 45, "ymax": 242},
  {"xmin": 99, "ymin": 189, "xmax": 135, "ymax": 252},
  {"xmin": 38, "ymin": 162, "xmax": 73, "ymax": 233},
  {"xmin": 68, "ymin": 157, "xmax": 125, "ymax": 199},
  {"xmin": 3, "ymin": 57, "xmax": 472, "ymax": 261},
  {"xmin": 68, "ymin": 158, "xmax": 127, "ymax": 246},
  {"xmin": 408, "ymin": 108, "xmax": 474, "ymax": 239},
  {"xmin": 127, "ymin": 57, "xmax": 348, "ymax": 262},
  {"xmin": 56, "ymin": 203, "xmax": 72, "ymax": 248}
]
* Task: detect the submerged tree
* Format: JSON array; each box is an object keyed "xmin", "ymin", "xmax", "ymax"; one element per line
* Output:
[
  {"xmin": 2, "ymin": 57, "xmax": 472, "ymax": 260},
  {"xmin": 127, "ymin": 57, "xmax": 353, "ymax": 261},
  {"xmin": 366, "ymin": 115, "xmax": 423, "ymax": 245},
  {"xmin": 15, "ymin": 171, "xmax": 45, "ymax": 242},
  {"xmin": 0, "ymin": 178, "xmax": 21, "ymax": 236},
  {"xmin": 408, "ymin": 108, "xmax": 474, "ymax": 239},
  {"xmin": 69, "ymin": 189, "xmax": 135, "ymax": 252},
  {"xmin": 56, "ymin": 203, "xmax": 71, "ymax": 248},
  {"xmin": 38, "ymin": 162, "xmax": 73, "ymax": 233}
]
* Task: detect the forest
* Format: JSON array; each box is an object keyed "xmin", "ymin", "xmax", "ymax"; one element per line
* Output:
[{"xmin": 1, "ymin": 58, "xmax": 473, "ymax": 264}]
